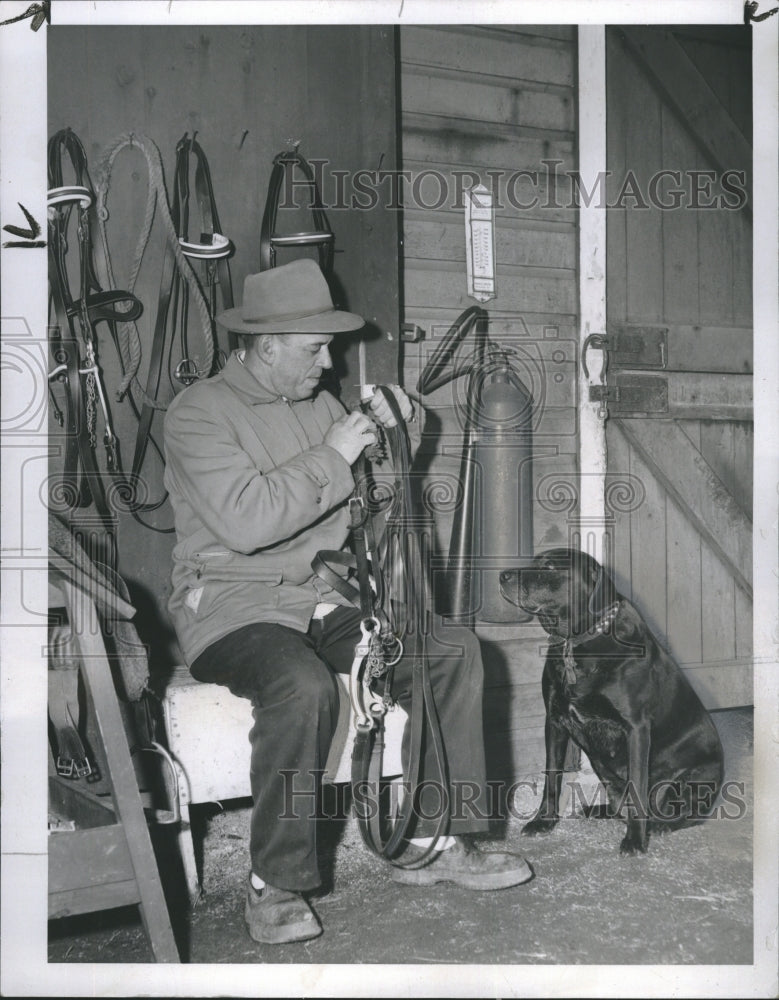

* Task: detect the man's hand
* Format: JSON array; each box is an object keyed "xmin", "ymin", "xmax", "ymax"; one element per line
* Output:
[
  {"xmin": 368, "ymin": 385, "xmax": 414, "ymax": 428},
  {"xmin": 324, "ymin": 411, "xmax": 378, "ymax": 464}
]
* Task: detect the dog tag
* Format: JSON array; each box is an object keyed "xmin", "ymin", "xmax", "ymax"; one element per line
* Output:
[{"xmin": 562, "ymin": 640, "xmax": 577, "ymax": 687}]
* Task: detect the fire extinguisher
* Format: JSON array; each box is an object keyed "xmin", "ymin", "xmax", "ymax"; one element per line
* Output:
[{"xmin": 416, "ymin": 307, "xmax": 534, "ymax": 624}]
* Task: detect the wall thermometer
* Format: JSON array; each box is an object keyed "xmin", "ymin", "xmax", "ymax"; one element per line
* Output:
[{"xmin": 465, "ymin": 182, "xmax": 496, "ymax": 303}]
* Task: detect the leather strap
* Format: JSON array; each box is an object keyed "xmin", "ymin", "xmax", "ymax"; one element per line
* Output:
[
  {"xmin": 310, "ymin": 550, "xmax": 361, "ymax": 607},
  {"xmin": 176, "ymin": 133, "xmax": 236, "ymax": 350},
  {"xmin": 72, "ymin": 289, "xmax": 143, "ymax": 328},
  {"xmin": 314, "ymin": 388, "xmax": 451, "ymax": 864},
  {"xmin": 47, "ymin": 128, "xmax": 148, "ymax": 534},
  {"xmin": 48, "ymin": 236, "xmax": 116, "ymax": 534},
  {"xmin": 130, "ymin": 223, "xmax": 180, "ymax": 489},
  {"xmin": 259, "ymin": 148, "xmax": 334, "ymax": 274},
  {"xmin": 131, "ymin": 133, "xmax": 234, "ymax": 497},
  {"xmin": 48, "ymin": 666, "xmax": 92, "ymax": 780}
]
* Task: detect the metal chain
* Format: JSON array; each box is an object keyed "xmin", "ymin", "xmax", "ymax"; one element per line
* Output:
[{"xmin": 84, "ymin": 341, "xmax": 97, "ymax": 449}]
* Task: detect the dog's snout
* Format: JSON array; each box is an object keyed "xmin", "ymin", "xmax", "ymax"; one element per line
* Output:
[{"xmin": 499, "ymin": 569, "xmax": 525, "ymax": 610}]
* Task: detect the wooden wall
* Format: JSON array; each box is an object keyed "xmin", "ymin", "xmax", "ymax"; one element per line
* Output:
[
  {"xmin": 398, "ymin": 24, "xmax": 579, "ymax": 561},
  {"xmin": 397, "ymin": 25, "xmax": 579, "ymax": 777},
  {"xmin": 47, "ymin": 25, "xmax": 400, "ymax": 671}
]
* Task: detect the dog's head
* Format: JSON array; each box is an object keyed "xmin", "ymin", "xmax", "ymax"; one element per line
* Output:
[{"xmin": 499, "ymin": 548, "xmax": 618, "ymax": 638}]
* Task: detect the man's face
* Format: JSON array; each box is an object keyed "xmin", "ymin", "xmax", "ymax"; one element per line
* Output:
[{"xmin": 262, "ymin": 333, "xmax": 334, "ymax": 401}]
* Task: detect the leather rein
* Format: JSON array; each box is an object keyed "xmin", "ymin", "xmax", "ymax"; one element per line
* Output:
[{"xmin": 313, "ymin": 388, "xmax": 450, "ymax": 867}]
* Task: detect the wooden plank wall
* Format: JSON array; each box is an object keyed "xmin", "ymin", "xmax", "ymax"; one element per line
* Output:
[
  {"xmin": 398, "ymin": 25, "xmax": 579, "ymax": 777},
  {"xmin": 399, "ymin": 25, "xmax": 579, "ymax": 559},
  {"xmin": 47, "ymin": 26, "xmax": 400, "ymax": 671},
  {"xmin": 605, "ymin": 27, "xmax": 753, "ymax": 708}
]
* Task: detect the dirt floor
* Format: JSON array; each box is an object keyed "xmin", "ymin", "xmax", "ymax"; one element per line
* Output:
[{"xmin": 47, "ymin": 707, "xmax": 754, "ymax": 970}]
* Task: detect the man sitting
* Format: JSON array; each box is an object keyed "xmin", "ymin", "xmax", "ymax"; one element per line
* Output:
[{"xmin": 163, "ymin": 259, "xmax": 531, "ymax": 945}]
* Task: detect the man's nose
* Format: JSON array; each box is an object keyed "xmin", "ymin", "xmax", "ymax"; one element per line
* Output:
[{"xmin": 319, "ymin": 345, "xmax": 333, "ymax": 369}]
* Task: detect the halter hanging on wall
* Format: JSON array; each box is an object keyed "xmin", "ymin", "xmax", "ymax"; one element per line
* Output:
[
  {"xmin": 47, "ymin": 127, "xmax": 144, "ymax": 539},
  {"xmin": 259, "ymin": 146, "xmax": 335, "ymax": 274},
  {"xmin": 92, "ymin": 130, "xmax": 216, "ymax": 533},
  {"xmin": 171, "ymin": 131, "xmax": 237, "ymax": 359}
]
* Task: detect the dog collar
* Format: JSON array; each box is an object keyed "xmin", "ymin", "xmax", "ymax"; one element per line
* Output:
[{"xmin": 550, "ymin": 601, "xmax": 622, "ymax": 687}]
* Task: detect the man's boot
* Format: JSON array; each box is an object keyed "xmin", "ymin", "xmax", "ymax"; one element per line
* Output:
[{"xmin": 391, "ymin": 837, "xmax": 533, "ymax": 890}]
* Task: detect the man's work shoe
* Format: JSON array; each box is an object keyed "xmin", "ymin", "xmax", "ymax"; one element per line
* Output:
[
  {"xmin": 244, "ymin": 877, "xmax": 322, "ymax": 944},
  {"xmin": 391, "ymin": 837, "xmax": 533, "ymax": 891}
]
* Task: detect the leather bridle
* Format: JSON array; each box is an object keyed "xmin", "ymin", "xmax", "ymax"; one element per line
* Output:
[
  {"xmin": 259, "ymin": 146, "xmax": 335, "ymax": 275},
  {"xmin": 47, "ymin": 128, "xmax": 144, "ymax": 537},
  {"xmin": 313, "ymin": 388, "xmax": 450, "ymax": 867}
]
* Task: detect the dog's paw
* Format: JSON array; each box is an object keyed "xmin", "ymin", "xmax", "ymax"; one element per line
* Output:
[
  {"xmin": 521, "ymin": 816, "xmax": 559, "ymax": 837},
  {"xmin": 647, "ymin": 820, "xmax": 674, "ymax": 837},
  {"xmin": 619, "ymin": 834, "xmax": 648, "ymax": 855}
]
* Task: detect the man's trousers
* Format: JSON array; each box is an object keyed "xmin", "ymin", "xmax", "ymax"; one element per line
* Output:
[{"xmin": 190, "ymin": 606, "xmax": 490, "ymax": 891}]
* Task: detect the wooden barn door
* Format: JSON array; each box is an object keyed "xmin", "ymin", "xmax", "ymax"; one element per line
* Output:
[{"xmin": 604, "ymin": 26, "xmax": 753, "ymax": 709}]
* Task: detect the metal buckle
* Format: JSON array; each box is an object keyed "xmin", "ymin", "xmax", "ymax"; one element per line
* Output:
[
  {"xmin": 74, "ymin": 758, "xmax": 93, "ymax": 779},
  {"xmin": 56, "ymin": 756, "xmax": 75, "ymax": 778},
  {"xmin": 349, "ymin": 495, "xmax": 369, "ymax": 529}
]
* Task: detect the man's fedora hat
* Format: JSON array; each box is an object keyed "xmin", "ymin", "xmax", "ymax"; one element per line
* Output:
[{"xmin": 216, "ymin": 258, "xmax": 365, "ymax": 335}]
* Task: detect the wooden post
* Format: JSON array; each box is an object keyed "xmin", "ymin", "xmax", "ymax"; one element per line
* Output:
[{"xmin": 576, "ymin": 26, "xmax": 608, "ymax": 565}]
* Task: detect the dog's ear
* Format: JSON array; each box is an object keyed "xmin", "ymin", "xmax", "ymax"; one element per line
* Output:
[{"xmin": 587, "ymin": 559, "xmax": 617, "ymax": 617}]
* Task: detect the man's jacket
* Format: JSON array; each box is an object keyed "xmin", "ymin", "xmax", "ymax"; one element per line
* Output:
[{"xmin": 163, "ymin": 351, "xmax": 418, "ymax": 665}]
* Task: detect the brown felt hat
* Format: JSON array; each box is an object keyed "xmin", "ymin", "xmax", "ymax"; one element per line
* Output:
[{"xmin": 216, "ymin": 258, "xmax": 364, "ymax": 335}]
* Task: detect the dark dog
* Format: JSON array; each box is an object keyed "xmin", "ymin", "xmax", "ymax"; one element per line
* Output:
[{"xmin": 499, "ymin": 548, "xmax": 724, "ymax": 854}]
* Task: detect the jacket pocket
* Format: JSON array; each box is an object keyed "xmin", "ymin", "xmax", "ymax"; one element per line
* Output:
[
  {"xmin": 193, "ymin": 550, "xmax": 283, "ymax": 586},
  {"xmin": 183, "ymin": 581, "xmax": 218, "ymax": 619}
]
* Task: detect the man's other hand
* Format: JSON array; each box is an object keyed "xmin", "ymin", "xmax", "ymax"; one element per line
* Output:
[
  {"xmin": 368, "ymin": 385, "xmax": 414, "ymax": 429},
  {"xmin": 324, "ymin": 411, "xmax": 378, "ymax": 464}
]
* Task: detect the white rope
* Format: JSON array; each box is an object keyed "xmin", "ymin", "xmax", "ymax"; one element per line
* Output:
[{"xmin": 94, "ymin": 132, "xmax": 215, "ymax": 404}]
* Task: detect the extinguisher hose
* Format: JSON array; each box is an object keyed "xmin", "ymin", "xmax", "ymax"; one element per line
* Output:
[{"xmin": 416, "ymin": 305, "xmax": 488, "ymax": 395}]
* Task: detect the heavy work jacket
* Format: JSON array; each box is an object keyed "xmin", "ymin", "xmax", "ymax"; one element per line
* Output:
[{"xmin": 163, "ymin": 350, "xmax": 419, "ymax": 665}]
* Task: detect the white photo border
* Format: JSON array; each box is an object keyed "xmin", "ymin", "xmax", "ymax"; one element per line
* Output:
[{"xmin": 1, "ymin": 1, "xmax": 776, "ymax": 996}]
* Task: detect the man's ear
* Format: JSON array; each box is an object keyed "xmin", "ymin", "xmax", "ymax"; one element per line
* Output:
[{"xmin": 255, "ymin": 333, "xmax": 277, "ymax": 364}]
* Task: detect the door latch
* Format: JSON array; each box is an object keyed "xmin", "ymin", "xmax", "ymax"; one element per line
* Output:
[{"xmin": 583, "ymin": 327, "xmax": 668, "ymax": 418}]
